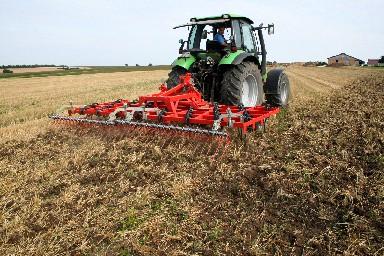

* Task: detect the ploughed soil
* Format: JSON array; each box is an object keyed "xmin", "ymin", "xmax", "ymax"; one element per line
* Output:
[{"xmin": 0, "ymin": 67, "xmax": 383, "ymax": 255}]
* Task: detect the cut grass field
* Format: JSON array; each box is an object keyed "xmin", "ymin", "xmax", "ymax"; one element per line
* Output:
[
  {"xmin": 0, "ymin": 70, "xmax": 169, "ymax": 142},
  {"xmin": 0, "ymin": 66, "xmax": 383, "ymax": 255},
  {"xmin": 0, "ymin": 66, "xmax": 171, "ymax": 79}
]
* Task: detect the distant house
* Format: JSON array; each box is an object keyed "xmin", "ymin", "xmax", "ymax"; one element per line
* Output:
[
  {"xmin": 367, "ymin": 59, "xmax": 379, "ymax": 66},
  {"xmin": 327, "ymin": 53, "xmax": 364, "ymax": 66}
]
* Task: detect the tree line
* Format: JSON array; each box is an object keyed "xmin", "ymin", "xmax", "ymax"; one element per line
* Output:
[{"xmin": 1, "ymin": 64, "xmax": 57, "ymax": 69}]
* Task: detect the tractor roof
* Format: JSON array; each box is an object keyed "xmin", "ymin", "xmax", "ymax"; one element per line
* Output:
[
  {"xmin": 191, "ymin": 14, "xmax": 254, "ymax": 24},
  {"xmin": 173, "ymin": 14, "xmax": 254, "ymax": 29}
]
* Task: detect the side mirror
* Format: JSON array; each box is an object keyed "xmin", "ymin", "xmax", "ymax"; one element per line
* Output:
[
  {"xmin": 179, "ymin": 39, "xmax": 186, "ymax": 54},
  {"xmin": 268, "ymin": 24, "xmax": 274, "ymax": 35},
  {"xmin": 229, "ymin": 35, "xmax": 235, "ymax": 45},
  {"xmin": 202, "ymin": 30, "xmax": 208, "ymax": 40}
]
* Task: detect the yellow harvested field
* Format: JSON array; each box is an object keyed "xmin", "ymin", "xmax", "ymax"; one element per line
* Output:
[
  {"xmin": 0, "ymin": 66, "xmax": 376, "ymax": 143},
  {"xmin": 285, "ymin": 66, "xmax": 379, "ymax": 101},
  {"xmin": 0, "ymin": 67, "xmax": 383, "ymax": 255},
  {"xmin": 0, "ymin": 70, "xmax": 169, "ymax": 142}
]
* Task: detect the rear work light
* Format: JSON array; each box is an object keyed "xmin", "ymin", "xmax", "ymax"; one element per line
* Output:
[{"xmin": 230, "ymin": 40, "xmax": 237, "ymax": 52}]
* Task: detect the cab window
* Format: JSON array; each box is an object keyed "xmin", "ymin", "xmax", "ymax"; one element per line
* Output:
[
  {"xmin": 199, "ymin": 25, "xmax": 214, "ymax": 50},
  {"xmin": 188, "ymin": 23, "xmax": 232, "ymax": 50},
  {"xmin": 231, "ymin": 20, "xmax": 242, "ymax": 48},
  {"xmin": 188, "ymin": 25, "xmax": 198, "ymax": 49},
  {"xmin": 241, "ymin": 22, "xmax": 256, "ymax": 53}
]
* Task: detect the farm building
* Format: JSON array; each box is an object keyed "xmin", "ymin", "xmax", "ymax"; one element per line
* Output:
[
  {"xmin": 327, "ymin": 53, "xmax": 364, "ymax": 66},
  {"xmin": 367, "ymin": 59, "xmax": 379, "ymax": 66}
]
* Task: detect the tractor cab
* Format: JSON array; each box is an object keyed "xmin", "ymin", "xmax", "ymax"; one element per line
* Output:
[
  {"xmin": 182, "ymin": 20, "xmax": 232, "ymax": 56},
  {"xmin": 173, "ymin": 14, "xmax": 269, "ymax": 63},
  {"xmin": 168, "ymin": 14, "xmax": 288, "ymax": 109}
]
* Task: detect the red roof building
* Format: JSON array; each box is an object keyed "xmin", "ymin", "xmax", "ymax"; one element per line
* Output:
[{"xmin": 367, "ymin": 59, "xmax": 379, "ymax": 66}]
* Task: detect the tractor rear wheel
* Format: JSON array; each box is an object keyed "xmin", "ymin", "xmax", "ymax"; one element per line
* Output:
[
  {"xmin": 220, "ymin": 62, "xmax": 264, "ymax": 107},
  {"xmin": 166, "ymin": 67, "xmax": 187, "ymax": 89}
]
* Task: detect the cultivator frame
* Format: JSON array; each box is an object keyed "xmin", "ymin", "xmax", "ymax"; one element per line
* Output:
[{"xmin": 50, "ymin": 73, "xmax": 280, "ymax": 137}]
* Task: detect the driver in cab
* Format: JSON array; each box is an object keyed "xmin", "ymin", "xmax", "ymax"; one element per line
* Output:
[{"xmin": 213, "ymin": 26, "xmax": 227, "ymax": 47}]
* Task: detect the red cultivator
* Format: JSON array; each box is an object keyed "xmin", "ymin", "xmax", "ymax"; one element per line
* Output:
[{"xmin": 50, "ymin": 73, "xmax": 280, "ymax": 137}]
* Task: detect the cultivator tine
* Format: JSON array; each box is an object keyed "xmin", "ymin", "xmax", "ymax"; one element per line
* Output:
[
  {"xmin": 50, "ymin": 115, "xmax": 229, "ymax": 139},
  {"xmin": 51, "ymin": 113, "xmax": 243, "ymax": 159}
]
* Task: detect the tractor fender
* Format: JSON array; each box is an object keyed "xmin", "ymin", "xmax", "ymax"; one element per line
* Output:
[
  {"xmin": 232, "ymin": 52, "xmax": 259, "ymax": 65},
  {"xmin": 171, "ymin": 54, "xmax": 196, "ymax": 70},
  {"xmin": 219, "ymin": 51, "xmax": 260, "ymax": 68},
  {"xmin": 219, "ymin": 51, "xmax": 263, "ymax": 79}
]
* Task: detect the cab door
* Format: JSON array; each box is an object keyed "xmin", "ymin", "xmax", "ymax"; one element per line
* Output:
[{"xmin": 240, "ymin": 22, "xmax": 257, "ymax": 55}]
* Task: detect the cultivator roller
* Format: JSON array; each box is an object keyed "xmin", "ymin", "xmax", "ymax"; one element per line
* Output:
[{"xmin": 50, "ymin": 73, "xmax": 280, "ymax": 137}]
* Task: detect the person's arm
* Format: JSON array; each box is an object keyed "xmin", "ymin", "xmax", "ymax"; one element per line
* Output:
[{"xmin": 220, "ymin": 35, "xmax": 227, "ymax": 47}]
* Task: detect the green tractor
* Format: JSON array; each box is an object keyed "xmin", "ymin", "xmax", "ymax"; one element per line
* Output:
[{"xmin": 167, "ymin": 14, "xmax": 290, "ymax": 108}]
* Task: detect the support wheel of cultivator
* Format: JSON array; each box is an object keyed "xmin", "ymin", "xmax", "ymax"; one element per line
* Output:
[
  {"xmin": 166, "ymin": 67, "xmax": 187, "ymax": 89},
  {"xmin": 220, "ymin": 62, "xmax": 264, "ymax": 107},
  {"xmin": 264, "ymin": 69, "xmax": 290, "ymax": 107}
]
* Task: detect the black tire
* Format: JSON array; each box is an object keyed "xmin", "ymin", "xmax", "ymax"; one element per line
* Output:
[
  {"xmin": 264, "ymin": 69, "xmax": 290, "ymax": 107},
  {"xmin": 220, "ymin": 62, "xmax": 264, "ymax": 107},
  {"xmin": 166, "ymin": 67, "xmax": 187, "ymax": 89}
]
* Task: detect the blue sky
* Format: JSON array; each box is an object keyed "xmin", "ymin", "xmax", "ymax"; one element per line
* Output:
[{"xmin": 0, "ymin": 0, "xmax": 383, "ymax": 65}]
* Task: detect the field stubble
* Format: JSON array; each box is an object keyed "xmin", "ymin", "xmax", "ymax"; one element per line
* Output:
[{"xmin": 0, "ymin": 67, "xmax": 383, "ymax": 255}]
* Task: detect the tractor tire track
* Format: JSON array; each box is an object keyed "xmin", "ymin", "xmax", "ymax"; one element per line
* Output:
[{"xmin": 287, "ymin": 69, "xmax": 339, "ymax": 90}]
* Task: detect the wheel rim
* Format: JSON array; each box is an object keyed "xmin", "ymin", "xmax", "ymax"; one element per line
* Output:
[
  {"xmin": 242, "ymin": 74, "xmax": 258, "ymax": 107},
  {"xmin": 280, "ymin": 76, "xmax": 288, "ymax": 104}
]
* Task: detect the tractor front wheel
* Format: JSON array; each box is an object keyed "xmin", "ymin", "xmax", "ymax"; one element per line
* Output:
[
  {"xmin": 220, "ymin": 62, "xmax": 264, "ymax": 107},
  {"xmin": 264, "ymin": 69, "xmax": 290, "ymax": 107}
]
